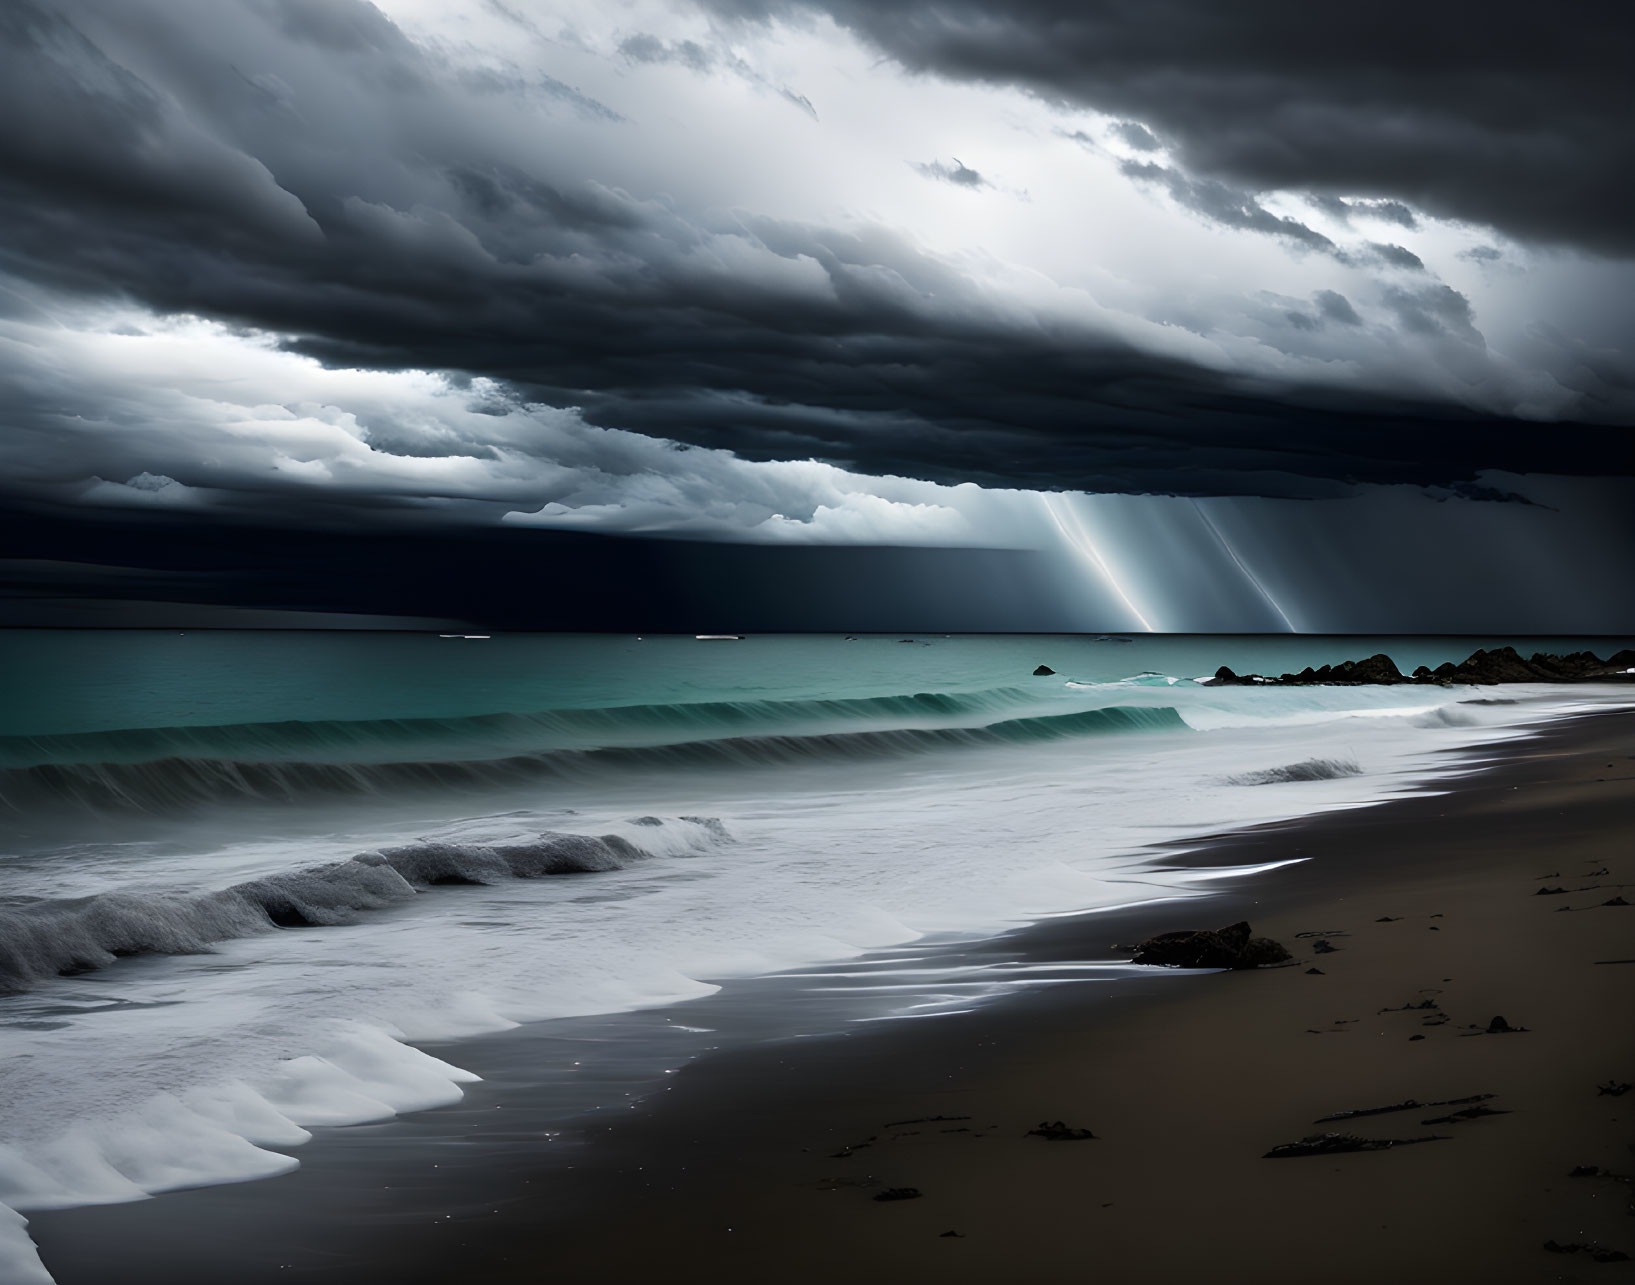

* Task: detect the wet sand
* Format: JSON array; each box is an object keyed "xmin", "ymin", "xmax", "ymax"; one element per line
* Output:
[{"xmin": 480, "ymin": 708, "xmax": 1635, "ymax": 1283}]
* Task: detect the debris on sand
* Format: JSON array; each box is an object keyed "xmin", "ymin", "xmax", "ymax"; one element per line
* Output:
[
  {"xmin": 1263, "ymin": 1132, "xmax": 1450, "ymax": 1159},
  {"xmin": 1027, "ymin": 1120, "xmax": 1097, "ymax": 1141},
  {"xmin": 1460, "ymin": 1015, "xmax": 1528, "ymax": 1035},
  {"xmin": 883, "ymin": 1114, "xmax": 971, "ymax": 1128},
  {"xmin": 1420, "ymin": 1105, "xmax": 1509, "ymax": 1126},
  {"xmin": 1314, "ymin": 1093, "xmax": 1494, "ymax": 1124},
  {"xmin": 873, "ymin": 1187, "xmax": 922, "ymax": 1202},
  {"xmin": 1543, "ymin": 1241, "xmax": 1631, "ymax": 1262}
]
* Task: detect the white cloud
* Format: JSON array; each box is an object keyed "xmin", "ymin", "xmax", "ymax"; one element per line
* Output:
[{"xmin": 0, "ymin": 289, "xmax": 1043, "ymax": 544}]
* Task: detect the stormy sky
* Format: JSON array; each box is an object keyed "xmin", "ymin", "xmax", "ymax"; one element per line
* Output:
[{"xmin": 1, "ymin": 0, "xmax": 1631, "ymax": 631}]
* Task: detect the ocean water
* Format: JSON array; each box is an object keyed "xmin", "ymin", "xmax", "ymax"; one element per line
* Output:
[{"xmin": 1, "ymin": 630, "xmax": 1631, "ymax": 1282}]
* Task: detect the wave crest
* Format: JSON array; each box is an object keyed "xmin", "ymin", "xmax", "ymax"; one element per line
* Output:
[
  {"xmin": 0, "ymin": 705, "xmax": 1188, "ymax": 815},
  {"xmin": 1227, "ymin": 757, "xmax": 1363, "ymax": 786},
  {"xmin": 0, "ymin": 819, "xmax": 728, "ymax": 994},
  {"xmin": 0, "ymin": 688, "xmax": 1044, "ymax": 771}
]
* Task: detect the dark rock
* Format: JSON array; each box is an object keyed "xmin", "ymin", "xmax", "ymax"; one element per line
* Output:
[
  {"xmin": 1336, "ymin": 653, "xmax": 1406, "ymax": 684},
  {"xmin": 1312, "ymin": 938, "xmax": 1338, "ymax": 955},
  {"xmin": 1604, "ymin": 896, "xmax": 1630, "ymax": 907},
  {"xmin": 1305, "ymin": 967, "xmax": 1325, "ymax": 975},
  {"xmin": 1536, "ymin": 886, "xmax": 1569, "ymax": 895},
  {"xmin": 1240, "ymin": 936, "xmax": 1294, "ymax": 967},
  {"xmin": 1570, "ymin": 1165, "xmax": 1607, "ymax": 1177},
  {"xmin": 873, "ymin": 1188, "xmax": 922, "ymax": 1202},
  {"xmin": 939, "ymin": 1230, "xmax": 964, "ymax": 1238},
  {"xmin": 1597, "ymin": 1081, "xmax": 1632, "ymax": 1097},
  {"xmin": 1032, "ymin": 664, "xmax": 1056, "ymax": 676},
  {"xmin": 1409, "ymin": 1035, "xmax": 1425, "ymax": 1041},
  {"xmin": 1128, "ymin": 921, "xmax": 1289, "ymax": 969},
  {"xmin": 1203, "ymin": 646, "xmax": 1635, "ymax": 688}
]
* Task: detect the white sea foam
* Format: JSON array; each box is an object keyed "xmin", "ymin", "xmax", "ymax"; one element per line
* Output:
[{"xmin": 0, "ymin": 1203, "xmax": 51, "ymax": 1285}]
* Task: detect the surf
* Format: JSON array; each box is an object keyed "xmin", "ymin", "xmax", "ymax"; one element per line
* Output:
[{"xmin": 0, "ymin": 702, "xmax": 1188, "ymax": 814}]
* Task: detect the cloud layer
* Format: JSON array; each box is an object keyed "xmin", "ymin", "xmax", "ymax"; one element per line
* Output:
[{"xmin": 0, "ymin": 0, "xmax": 1628, "ymax": 511}]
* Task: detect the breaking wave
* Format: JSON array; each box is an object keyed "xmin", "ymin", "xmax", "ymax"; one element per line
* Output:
[
  {"xmin": 0, "ymin": 704, "xmax": 1188, "ymax": 814},
  {"xmin": 1226, "ymin": 757, "xmax": 1364, "ymax": 786},
  {"xmin": 0, "ymin": 818, "xmax": 729, "ymax": 995}
]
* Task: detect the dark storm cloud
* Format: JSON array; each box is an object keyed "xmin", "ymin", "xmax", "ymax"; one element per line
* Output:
[
  {"xmin": 1381, "ymin": 284, "xmax": 1482, "ymax": 343},
  {"xmin": 1365, "ymin": 242, "xmax": 1425, "ymax": 271},
  {"xmin": 617, "ymin": 30, "xmax": 818, "ymax": 117},
  {"xmin": 1119, "ymin": 162, "xmax": 1426, "ymax": 271},
  {"xmin": 1109, "ymin": 121, "xmax": 1159, "ymax": 152},
  {"xmin": 702, "ymin": 0, "xmax": 1635, "ymax": 258},
  {"xmin": 1310, "ymin": 195, "xmax": 1417, "ymax": 230},
  {"xmin": 0, "ymin": 503, "xmax": 1094, "ymax": 633},
  {"xmin": 1119, "ymin": 161, "xmax": 1335, "ymax": 253},
  {"xmin": 912, "ymin": 158, "xmax": 986, "ymax": 188},
  {"xmin": 0, "ymin": 0, "xmax": 1627, "ymax": 511},
  {"xmin": 1313, "ymin": 290, "xmax": 1362, "ymax": 326},
  {"xmin": 620, "ymin": 32, "xmax": 715, "ymax": 73}
]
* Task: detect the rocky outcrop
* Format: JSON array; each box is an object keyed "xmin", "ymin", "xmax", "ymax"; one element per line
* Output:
[
  {"xmin": 1032, "ymin": 664, "xmax": 1056, "ymax": 675},
  {"xmin": 1128, "ymin": 920, "xmax": 1292, "ymax": 969},
  {"xmin": 1208, "ymin": 646, "xmax": 1635, "ymax": 688}
]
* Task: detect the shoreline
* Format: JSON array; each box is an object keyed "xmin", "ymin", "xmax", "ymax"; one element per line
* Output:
[
  {"xmin": 477, "ymin": 706, "xmax": 1635, "ymax": 1283},
  {"xmin": 25, "ymin": 705, "xmax": 1635, "ymax": 1283}
]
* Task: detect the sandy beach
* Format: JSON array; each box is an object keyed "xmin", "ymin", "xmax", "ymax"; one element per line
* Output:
[{"xmin": 466, "ymin": 707, "xmax": 1635, "ymax": 1284}]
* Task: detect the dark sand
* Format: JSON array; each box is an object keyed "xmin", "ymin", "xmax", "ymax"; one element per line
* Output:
[{"xmin": 475, "ymin": 709, "xmax": 1635, "ymax": 1284}]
